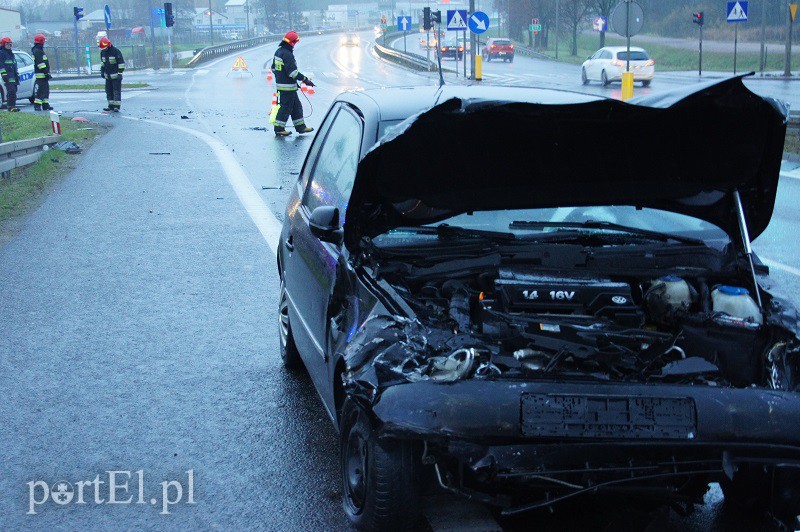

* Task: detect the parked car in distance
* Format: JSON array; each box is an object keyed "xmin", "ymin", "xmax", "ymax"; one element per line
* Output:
[
  {"xmin": 482, "ymin": 37, "xmax": 514, "ymax": 62},
  {"xmin": 440, "ymin": 41, "xmax": 464, "ymax": 60},
  {"xmin": 582, "ymin": 46, "xmax": 655, "ymax": 87},
  {"xmin": 0, "ymin": 50, "xmax": 35, "ymax": 108},
  {"xmin": 277, "ymin": 80, "xmax": 800, "ymax": 530}
]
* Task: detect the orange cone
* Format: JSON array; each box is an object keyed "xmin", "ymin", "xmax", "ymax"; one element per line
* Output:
[
  {"xmin": 267, "ymin": 69, "xmax": 273, "ymax": 81},
  {"xmin": 271, "ymin": 92, "xmax": 277, "ymax": 105},
  {"xmin": 306, "ymin": 78, "xmax": 315, "ymax": 94},
  {"xmin": 300, "ymin": 81, "xmax": 308, "ymax": 92}
]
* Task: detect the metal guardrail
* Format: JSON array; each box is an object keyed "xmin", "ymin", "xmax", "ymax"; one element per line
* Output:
[
  {"xmin": 0, "ymin": 135, "xmax": 61, "ymax": 177},
  {"xmin": 788, "ymin": 111, "xmax": 799, "ymax": 132},
  {"xmin": 374, "ymin": 41, "xmax": 435, "ymax": 71}
]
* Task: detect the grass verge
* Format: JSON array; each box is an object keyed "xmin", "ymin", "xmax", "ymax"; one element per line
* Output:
[
  {"xmin": 787, "ymin": 131, "xmax": 800, "ymax": 157},
  {"xmin": 51, "ymin": 82, "xmax": 151, "ymax": 91},
  {"xmin": 0, "ymin": 113, "xmax": 105, "ymax": 231}
]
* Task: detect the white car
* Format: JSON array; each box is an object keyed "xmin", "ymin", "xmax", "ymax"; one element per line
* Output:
[
  {"xmin": 0, "ymin": 50, "xmax": 36, "ymax": 108},
  {"xmin": 581, "ymin": 46, "xmax": 654, "ymax": 87}
]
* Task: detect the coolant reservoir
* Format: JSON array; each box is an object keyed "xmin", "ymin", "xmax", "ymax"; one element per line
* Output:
[
  {"xmin": 649, "ymin": 275, "xmax": 692, "ymax": 310},
  {"xmin": 711, "ymin": 285, "xmax": 763, "ymax": 325}
]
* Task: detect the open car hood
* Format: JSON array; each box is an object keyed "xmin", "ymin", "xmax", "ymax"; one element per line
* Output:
[{"xmin": 344, "ymin": 76, "xmax": 788, "ymax": 252}]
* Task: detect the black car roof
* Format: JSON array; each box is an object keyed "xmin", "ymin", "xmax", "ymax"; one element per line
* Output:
[{"xmin": 336, "ymin": 86, "xmax": 604, "ymax": 123}]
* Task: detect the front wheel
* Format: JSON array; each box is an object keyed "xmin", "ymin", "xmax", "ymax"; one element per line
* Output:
[
  {"xmin": 642, "ymin": 79, "xmax": 651, "ymax": 87},
  {"xmin": 485, "ymin": 54, "xmax": 491, "ymax": 62},
  {"xmin": 601, "ymin": 70, "xmax": 610, "ymax": 87},
  {"xmin": 581, "ymin": 67, "xmax": 589, "ymax": 85},
  {"xmin": 340, "ymin": 399, "xmax": 421, "ymax": 530},
  {"xmin": 278, "ymin": 278, "xmax": 301, "ymax": 368}
]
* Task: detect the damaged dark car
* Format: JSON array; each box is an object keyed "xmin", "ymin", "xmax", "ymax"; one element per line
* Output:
[{"xmin": 277, "ymin": 78, "xmax": 800, "ymax": 530}]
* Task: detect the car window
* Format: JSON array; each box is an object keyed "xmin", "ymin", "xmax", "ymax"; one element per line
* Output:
[
  {"xmin": 299, "ymin": 105, "xmax": 340, "ymax": 192},
  {"xmin": 617, "ymin": 51, "xmax": 650, "ymax": 61},
  {"xmin": 303, "ymin": 109, "xmax": 363, "ymax": 221},
  {"xmin": 601, "ymin": 50, "xmax": 613, "ymax": 59},
  {"xmin": 16, "ymin": 53, "xmax": 32, "ymax": 67},
  {"xmin": 493, "ymin": 39, "xmax": 511, "ymax": 46}
]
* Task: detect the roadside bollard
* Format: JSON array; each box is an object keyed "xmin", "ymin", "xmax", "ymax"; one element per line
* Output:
[
  {"xmin": 621, "ymin": 71, "xmax": 634, "ymax": 101},
  {"xmin": 50, "ymin": 111, "xmax": 61, "ymax": 135}
]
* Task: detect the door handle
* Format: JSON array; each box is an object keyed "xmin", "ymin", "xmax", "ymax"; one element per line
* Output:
[{"xmin": 284, "ymin": 235, "xmax": 294, "ymax": 251}]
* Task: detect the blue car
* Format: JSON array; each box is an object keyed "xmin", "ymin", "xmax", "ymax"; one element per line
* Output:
[{"xmin": 278, "ymin": 79, "xmax": 800, "ymax": 530}]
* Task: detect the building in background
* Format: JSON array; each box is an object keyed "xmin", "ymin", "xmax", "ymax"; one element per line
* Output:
[{"xmin": 0, "ymin": 7, "xmax": 23, "ymax": 41}]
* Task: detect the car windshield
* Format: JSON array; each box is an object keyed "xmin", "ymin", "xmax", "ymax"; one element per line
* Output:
[
  {"xmin": 617, "ymin": 51, "xmax": 650, "ymax": 61},
  {"xmin": 493, "ymin": 40, "xmax": 511, "ymax": 45},
  {"xmin": 415, "ymin": 206, "xmax": 729, "ymax": 246}
]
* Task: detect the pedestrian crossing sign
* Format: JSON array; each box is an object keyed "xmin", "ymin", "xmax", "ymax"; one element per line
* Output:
[
  {"xmin": 447, "ymin": 9, "xmax": 468, "ymax": 31},
  {"xmin": 726, "ymin": 1, "xmax": 748, "ymax": 22}
]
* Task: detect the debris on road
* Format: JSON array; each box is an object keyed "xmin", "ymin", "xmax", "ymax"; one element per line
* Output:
[
  {"xmin": 149, "ymin": 152, "xmax": 171, "ymax": 155},
  {"xmin": 180, "ymin": 115, "xmax": 190, "ymax": 119},
  {"xmin": 53, "ymin": 141, "xmax": 82, "ymax": 154},
  {"xmin": 71, "ymin": 117, "xmax": 90, "ymax": 122},
  {"xmin": 261, "ymin": 185, "xmax": 282, "ymax": 190}
]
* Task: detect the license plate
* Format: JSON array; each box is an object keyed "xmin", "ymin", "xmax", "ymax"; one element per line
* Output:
[
  {"xmin": 499, "ymin": 52, "xmax": 507, "ymax": 55},
  {"xmin": 521, "ymin": 394, "xmax": 697, "ymax": 440}
]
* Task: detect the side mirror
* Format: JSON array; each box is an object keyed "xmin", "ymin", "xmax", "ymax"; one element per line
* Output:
[{"xmin": 309, "ymin": 206, "xmax": 343, "ymax": 245}]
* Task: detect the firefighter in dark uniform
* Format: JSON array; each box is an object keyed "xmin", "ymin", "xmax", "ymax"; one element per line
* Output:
[
  {"xmin": 99, "ymin": 36, "xmax": 125, "ymax": 112},
  {"xmin": 272, "ymin": 30, "xmax": 315, "ymax": 136},
  {"xmin": 31, "ymin": 33, "xmax": 52, "ymax": 111},
  {"xmin": 0, "ymin": 36, "xmax": 20, "ymax": 112}
]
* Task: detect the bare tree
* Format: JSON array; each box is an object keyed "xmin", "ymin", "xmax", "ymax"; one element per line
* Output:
[{"xmin": 561, "ymin": 0, "xmax": 590, "ymax": 55}]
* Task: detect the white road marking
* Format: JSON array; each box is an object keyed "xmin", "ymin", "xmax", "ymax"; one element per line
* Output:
[{"xmin": 195, "ymin": 69, "xmax": 210, "ymax": 75}]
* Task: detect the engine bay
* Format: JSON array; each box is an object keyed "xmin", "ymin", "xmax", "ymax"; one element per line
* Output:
[{"xmin": 370, "ymin": 254, "xmax": 794, "ymax": 388}]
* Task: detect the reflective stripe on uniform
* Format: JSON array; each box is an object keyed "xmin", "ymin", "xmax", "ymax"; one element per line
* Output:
[
  {"xmin": 276, "ymin": 83, "xmax": 296, "ymax": 91},
  {"xmin": 37, "ymin": 63, "xmax": 46, "ymax": 68},
  {"xmin": 110, "ymin": 73, "xmax": 119, "ymax": 78},
  {"xmin": 273, "ymin": 57, "xmax": 284, "ymax": 70},
  {"xmin": 274, "ymin": 119, "xmax": 287, "ymax": 126},
  {"xmin": 35, "ymin": 74, "xmax": 45, "ymax": 78},
  {"xmin": 289, "ymin": 69, "xmax": 299, "ymax": 78}
]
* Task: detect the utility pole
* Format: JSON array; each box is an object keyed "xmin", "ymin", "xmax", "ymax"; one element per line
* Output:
[
  {"xmin": 209, "ymin": 0, "xmax": 214, "ymax": 45},
  {"xmin": 785, "ymin": 1, "xmax": 795, "ymax": 76},
  {"xmin": 148, "ymin": 0, "xmax": 158, "ymax": 70},
  {"xmin": 555, "ymin": 0, "xmax": 560, "ymax": 59},
  {"xmin": 760, "ymin": 0, "xmax": 767, "ymax": 73},
  {"xmin": 246, "ymin": 0, "xmax": 250, "ymax": 39}
]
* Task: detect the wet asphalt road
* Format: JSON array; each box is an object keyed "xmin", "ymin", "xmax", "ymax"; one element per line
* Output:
[{"xmin": 0, "ymin": 31, "xmax": 796, "ymax": 530}]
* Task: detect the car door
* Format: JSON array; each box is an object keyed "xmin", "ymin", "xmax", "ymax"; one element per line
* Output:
[
  {"xmin": 283, "ymin": 104, "xmax": 364, "ymax": 397},
  {"xmin": 15, "ymin": 52, "xmax": 34, "ymax": 99}
]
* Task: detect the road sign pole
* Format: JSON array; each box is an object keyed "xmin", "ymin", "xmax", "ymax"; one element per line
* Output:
[
  {"xmin": 555, "ymin": 0, "xmax": 560, "ymax": 59},
  {"xmin": 734, "ymin": 23, "xmax": 738, "ymax": 75},
  {"xmin": 785, "ymin": 3, "xmax": 794, "ymax": 76},
  {"xmin": 626, "ymin": 0, "xmax": 631, "ymax": 72},
  {"xmin": 73, "ymin": 18, "xmax": 80, "ymax": 75},
  {"xmin": 699, "ymin": 25, "xmax": 703, "ymax": 76},
  {"xmin": 470, "ymin": 0, "xmax": 476, "ymax": 79},
  {"xmin": 404, "ymin": 30, "xmax": 407, "ymax": 53},
  {"xmin": 760, "ymin": 0, "xmax": 767, "ymax": 73},
  {"xmin": 463, "ymin": 31, "xmax": 466, "ymax": 77},
  {"xmin": 168, "ymin": 27, "xmax": 173, "ymax": 70},
  {"xmin": 148, "ymin": 0, "xmax": 158, "ymax": 70}
]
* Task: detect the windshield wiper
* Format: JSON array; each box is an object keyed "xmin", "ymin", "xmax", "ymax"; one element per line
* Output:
[
  {"xmin": 509, "ymin": 220, "xmax": 705, "ymax": 246},
  {"xmin": 395, "ymin": 224, "xmax": 516, "ymax": 241}
]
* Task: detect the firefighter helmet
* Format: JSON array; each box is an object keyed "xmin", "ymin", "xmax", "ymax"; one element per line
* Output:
[
  {"xmin": 283, "ymin": 30, "xmax": 300, "ymax": 46},
  {"xmin": 98, "ymin": 36, "xmax": 111, "ymax": 49},
  {"xmin": 0, "ymin": 37, "xmax": 12, "ymax": 46},
  {"xmin": 34, "ymin": 34, "xmax": 46, "ymax": 44}
]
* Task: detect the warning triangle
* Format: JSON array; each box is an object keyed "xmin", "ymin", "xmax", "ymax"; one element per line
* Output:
[
  {"xmin": 231, "ymin": 56, "xmax": 249, "ymax": 70},
  {"xmin": 791, "ymin": 3, "xmax": 798, "ymax": 22},
  {"xmin": 449, "ymin": 11, "xmax": 467, "ymax": 29},
  {"xmin": 727, "ymin": 2, "xmax": 747, "ymax": 21}
]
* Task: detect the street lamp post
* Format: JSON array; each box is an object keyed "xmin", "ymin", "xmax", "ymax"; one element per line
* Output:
[
  {"xmin": 209, "ymin": 0, "xmax": 214, "ymax": 45},
  {"xmin": 246, "ymin": 0, "xmax": 250, "ymax": 39}
]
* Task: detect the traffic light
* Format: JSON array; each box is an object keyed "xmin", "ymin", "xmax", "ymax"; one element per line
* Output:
[
  {"xmin": 431, "ymin": 10, "xmax": 442, "ymax": 24},
  {"xmin": 164, "ymin": 2, "xmax": 175, "ymax": 27},
  {"xmin": 423, "ymin": 7, "xmax": 432, "ymax": 30},
  {"xmin": 692, "ymin": 11, "xmax": 704, "ymax": 26},
  {"xmin": 73, "ymin": 6, "xmax": 84, "ymax": 20}
]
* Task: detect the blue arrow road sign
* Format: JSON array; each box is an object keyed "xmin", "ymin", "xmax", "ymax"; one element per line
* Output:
[
  {"xmin": 447, "ymin": 9, "xmax": 468, "ymax": 31},
  {"xmin": 468, "ymin": 11, "xmax": 490, "ymax": 34},
  {"xmin": 397, "ymin": 16, "xmax": 411, "ymax": 31},
  {"xmin": 103, "ymin": 4, "xmax": 112, "ymax": 30},
  {"xmin": 727, "ymin": 1, "xmax": 748, "ymax": 22}
]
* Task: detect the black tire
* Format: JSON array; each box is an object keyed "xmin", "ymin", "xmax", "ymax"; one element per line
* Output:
[
  {"xmin": 642, "ymin": 79, "xmax": 651, "ymax": 88},
  {"xmin": 509, "ymin": 56, "xmax": 514, "ymax": 63},
  {"xmin": 28, "ymin": 94, "xmax": 35, "ymax": 104},
  {"xmin": 581, "ymin": 67, "xmax": 589, "ymax": 85},
  {"xmin": 278, "ymin": 278, "xmax": 301, "ymax": 368},
  {"xmin": 601, "ymin": 70, "xmax": 610, "ymax": 87},
  {"xmin": 485, "ymin": 54, "xmax": 491, "ymax": 62},
  {"xmin": 340, "ymin": 399, "xmax": 420, "ymax": 530}
]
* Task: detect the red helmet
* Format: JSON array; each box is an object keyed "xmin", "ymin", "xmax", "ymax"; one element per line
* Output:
[
  {"xmin": 98, "ymin": 36, "xmax": 111, "ymax": 49},
  {"xmin": 283, "ymin": 30, "xmax": 300, "ymax": 46},
  {"xmin": 0, "ymin": 37, "xmax": 12, "ymax": 46},
  {"xmin": 34, "ymin": 34, "xmax": 46, "ymax": 44}
]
